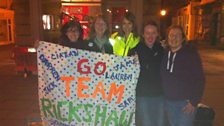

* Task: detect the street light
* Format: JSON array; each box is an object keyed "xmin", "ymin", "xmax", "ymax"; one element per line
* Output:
[
  {"xmin": 160, "ymin": 9, "xmax": 167, "ymax": 16},
  {"xmin": 160, "ymin": 0, "xmax": 167, "ymax": 40},
  {"xmin": 160, "ymin": 0, "xmax": 166, "ymax": 16}
]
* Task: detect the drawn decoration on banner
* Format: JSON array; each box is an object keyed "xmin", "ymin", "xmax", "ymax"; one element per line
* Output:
[{"xmin": 37, "ymin": 41, "xmax": 140, "ymax": 126}]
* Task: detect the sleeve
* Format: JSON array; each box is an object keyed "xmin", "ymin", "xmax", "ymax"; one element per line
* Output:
[
  {"xmin": 128, "ymin": 44, "xmax": 139, "ymax": 56},
  {"xmin": 104, "ymin": 42, "xmax": 114, "ymax": 54},
  {"xmin": 189, "ymin": 47, "xmax": 205, "ymax": 106}
]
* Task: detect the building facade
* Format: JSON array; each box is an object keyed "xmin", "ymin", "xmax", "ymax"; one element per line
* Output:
[
  {"xmin": 173, "ymin": 0, "xmax": 224, "ymax": 46},
  {"xmin": 0, "ymin": 0, "xmax": 14, "ymax": 45},
  {"xmin": 2, "ymin": 0, "xmax": 161, "ymax": 46}
]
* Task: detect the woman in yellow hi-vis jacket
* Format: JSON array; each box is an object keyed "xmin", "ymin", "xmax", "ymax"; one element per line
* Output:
[{"xmin": 110, "ymin": 12, "xmax": 140, "ymax": 56}]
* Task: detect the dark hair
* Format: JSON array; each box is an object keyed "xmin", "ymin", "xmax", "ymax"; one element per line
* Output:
[
  {"xmin": 143, "ymin": 20, "xmax": 159, "ymax": 33},
  {"xmin": 60, "ymin": 20, "xmax": 83, "ymax": 41},
  {"xmin": 88, "ymin": 14, "xmax": 110, "ymax": 39},
  {"xmin": 143, "ymin": 20, "xmax": 160, "ymax": 41},
  {"xmin": 119, "ymin": 11, "xmax": 139, "ymax": 38}
]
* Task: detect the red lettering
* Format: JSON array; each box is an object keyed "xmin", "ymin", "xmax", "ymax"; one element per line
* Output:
[
  {"xmin": 94, "ymin": 62, "xmax": 106, "ymax": 75},
  {"xmin": 77, "ymin": 59, "xmax": 90, "ymax": 74}
]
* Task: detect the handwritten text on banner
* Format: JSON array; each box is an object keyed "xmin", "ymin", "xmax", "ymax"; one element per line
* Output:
[{"xmin": 37, "ymin": 41, "xmax": 140, "ymax": 126}]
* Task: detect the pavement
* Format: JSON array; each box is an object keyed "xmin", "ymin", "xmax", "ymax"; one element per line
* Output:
[
  {"xmin": 0, "ymin": 44, "xmax": 41, "ymax": 126},
  {"xmin": 198, "ymin": 44, "xmax": 224, "ymax": 126},
  {"xmin": 0, "ymin": 43, "xmax": 224, "ymax": 126}
]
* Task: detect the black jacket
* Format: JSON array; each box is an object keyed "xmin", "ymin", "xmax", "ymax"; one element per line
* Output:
[
  {"xmin": 135, "ymin": 41, "xmax": 164, "ymax": 97},
  {"xmin": 58, "ymin": 36, "xmax": 85, "ymax": 49}
]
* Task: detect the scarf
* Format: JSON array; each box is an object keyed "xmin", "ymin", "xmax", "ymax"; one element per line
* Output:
[{"xmin": 94, "ymin": 37, "xmax": 107, "ymax": 50}]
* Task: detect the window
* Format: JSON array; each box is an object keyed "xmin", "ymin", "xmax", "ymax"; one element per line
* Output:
[
  {"xmin": 0, "ymin": 20, "xmax": 7, "ymax": 41},
  {"xmin": 42, "ymin": 15, "xmax": 54, "ymax": 30}
]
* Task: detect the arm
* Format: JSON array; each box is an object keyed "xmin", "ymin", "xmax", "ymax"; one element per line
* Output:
[{"xmin": 190, "ymin": 47, "xmax": 205, "ymax": 106}]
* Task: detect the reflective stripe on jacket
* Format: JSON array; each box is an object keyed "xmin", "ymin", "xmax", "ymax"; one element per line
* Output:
[{"xmin": 110, "ymin": 32, "xmax": 140, "ymax": 56}]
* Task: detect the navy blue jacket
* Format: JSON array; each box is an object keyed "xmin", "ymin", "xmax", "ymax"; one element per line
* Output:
[{"xmin": 160, "ymin": 43, "xmax": 205, "ymax": 106}]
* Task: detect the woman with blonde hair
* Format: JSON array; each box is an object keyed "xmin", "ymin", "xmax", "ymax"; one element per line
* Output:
[
  {"xmin": 161, "ymin": 25, "xmax": 205, "ymax": 126},
  {"xmin": 85, "ymin": 14, "xmax": 113, "ymax": 54}
]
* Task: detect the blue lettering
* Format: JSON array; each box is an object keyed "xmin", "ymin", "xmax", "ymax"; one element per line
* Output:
[
  {"xmin": 50, "ymin": 50, "xmax": 79, "ymax": 60},
  {"xmin": 51, "ymin": 54, "xmax": 56, "ymax": 60},
  {"xmin": 39, "ymin": 54, "xmax": 60, "ymax": 81},
  {"xmin": 43, "ymin": 82, "xmax": 58, "ymax": 94},
  {"xmin": 104, "ymin": 72, "xmax": 133, "ymax": 81},
  {"xmin": 118, "ymin": 97, "xmax": 135, "ymax": 110}
]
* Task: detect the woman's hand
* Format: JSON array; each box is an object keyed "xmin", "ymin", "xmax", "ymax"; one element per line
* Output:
[
  {"xmin": 182, "ymin": 101, "xmax": 195, "ymax": 114},
  {"xmin": 34, "ymin": 40, "xmax": 40, "ymax": 49}
]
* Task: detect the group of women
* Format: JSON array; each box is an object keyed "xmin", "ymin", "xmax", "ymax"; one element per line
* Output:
[
  {"xmin": 47, "ymin": 11, "xmax": 205, "ymax": 126},
  {"xmin": 58, "ymin": 14, "xmax": 113, "ymax": 54},
  {"xmin": 58, "ymin": 12, "xmax": 139, "ymax": 56}
]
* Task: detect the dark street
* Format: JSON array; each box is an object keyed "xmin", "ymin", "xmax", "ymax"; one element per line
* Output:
[
  {"xmin": 1, "ymin": 0, "xmax": 224, "ymax": 125},
  {"xmin": 0, "ymin": 44, "xmax": 224, "ymax": 126},
  {"xmin": 0, "ymin": 45, "xmax": 40, "ymax": 126}
]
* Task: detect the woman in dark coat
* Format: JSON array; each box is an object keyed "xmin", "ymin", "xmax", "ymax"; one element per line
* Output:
[
  {"xmin": 59, "ymin": 20, "xmax": 85, "ymax": 49},
  {"xmin": 135, "ymin": 21, "xmax": 165, "ymax": 126},
  {"xmin": 160, "ymin": 25, "xmax": 205, "ymax": 126}
]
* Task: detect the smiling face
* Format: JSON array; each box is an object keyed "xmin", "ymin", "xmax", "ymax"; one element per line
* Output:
[
  {"xmin": 122, "ymin": 18, "xmax": 133, "ymax": 36},
  {"xmin": 66, "ymin": 27, "xmax": 80, "ymax": 42},
  {"xmin": 168, "ymin": 28, "xmax": 184, "ymax": 52},
  {"xmin": 143, "ymin": 24, "xmax": 158, "ymax": 48},
  {"xmin": 94, "ymin": 18, "xmax": 107, "ymax": 38}
]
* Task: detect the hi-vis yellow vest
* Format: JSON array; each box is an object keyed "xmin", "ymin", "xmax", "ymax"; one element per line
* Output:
[{"xmin": 109, "ymin": 32, "xmax": 140, "ymax": 56}]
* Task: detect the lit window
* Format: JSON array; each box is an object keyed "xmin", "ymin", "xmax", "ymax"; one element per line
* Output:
[{"xmin": 42, "ymin": 15, "xmax": 54, "ymax": 30}]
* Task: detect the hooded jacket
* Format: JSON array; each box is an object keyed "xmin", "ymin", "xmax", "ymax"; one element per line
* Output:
[
  {"xmin": 160, "ymin": 43, "xmax": 205, "ymax": 106},
  {"xmin": 135, "ymin": 40, "xmax": 164, "ymax": 97}
]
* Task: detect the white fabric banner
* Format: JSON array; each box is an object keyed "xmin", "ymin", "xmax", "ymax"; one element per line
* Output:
[{"xmin": 37, "ymin": 41, "xmax": 140, "ymax": 126}]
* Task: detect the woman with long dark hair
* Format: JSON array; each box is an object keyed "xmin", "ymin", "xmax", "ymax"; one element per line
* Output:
[{"xmin": 110, "ymin": 11, "xmax": 140, "ymax": 56}]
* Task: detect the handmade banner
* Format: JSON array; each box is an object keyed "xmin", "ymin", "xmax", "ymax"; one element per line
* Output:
[{"xmin": 37, "ymin": 41, "xmax": 140, "ymax": 126}]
